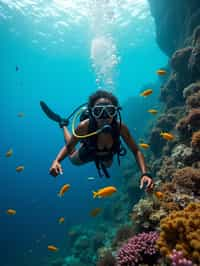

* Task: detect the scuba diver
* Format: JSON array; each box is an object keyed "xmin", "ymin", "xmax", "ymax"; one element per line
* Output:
[{"xmin": 40, "ymin": 90, "xmax": 153, "ymax": 190}]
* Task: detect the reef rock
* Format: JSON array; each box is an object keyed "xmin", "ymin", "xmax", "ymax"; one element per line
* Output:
[{"xmin": 148, "ymin": 0, "xmax": 200, "ymax": 56}]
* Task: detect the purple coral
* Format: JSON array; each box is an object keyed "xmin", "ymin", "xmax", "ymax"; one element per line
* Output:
[
  {"xmin": 117, "ymin": 231, "xmax": 159, "ymax": 266},
  {"xmin": 169, "ymin": 249, "xmax": 193, "ymax": 266}
]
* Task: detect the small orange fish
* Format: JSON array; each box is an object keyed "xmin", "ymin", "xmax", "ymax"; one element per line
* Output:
[
  {"xmin": 139, "ymin": 143, "xmax": 150, "ymax": 149},
  {"xmin": 140, "ymin": 89, "xmax": 153, "ymax": 97},
  {"xmin": 147, "ymin": 109, "xmax": 158, "ymax": 115},
  {"xmin": 90, "ymin": 208, "xmax": 102, "ymax": 217},
  {"xmin": 93, "ymin": 186, "xmax": 117, "ymax": 198},
  {"xmin": 48, "ymin": 245, "xmax": 58, "ymax": 252},
  {"xmin": 154, "ymin": 191, "xmax": 164, "ymax": 200},
  {"xmin": 6, "ymin": 149, "xmax": 13, "ymax": 157},
  {"xmin": 58, "ymin": 184, "xmax": 70, "ymax": 197},
  {"xmin": 160, "ymin": 132, "xmax": 174, "ymax": 141},
  {"xmin": 58, "ymin": 217, "xmax": 65, "ymax": 224},
  {"xmin": 156, "ymin": 69, "xmax": 167, "ymax": 76},
  {"xmin": 16, "ymin": 165, "xmax": 24, "ymax": 172},
  {"xmin": 6, "ymin": 209, "xmax": 16, "ymax": 215}
]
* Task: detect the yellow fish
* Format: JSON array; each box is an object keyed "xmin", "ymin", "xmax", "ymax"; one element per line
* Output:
[
  {"xmin": 93, "ymin": 186, "xmax": 117, "ymax": 198},
  {"xmin": 48, "ymin": 245, "xmax": 58, "ymax": 252},
  {"xmin": 58, "ymin": 217, "xmax": 65, "ymax": 224},
  {"xmin": 154, "ymin": 191, "xmax": 164, "ymax": 200},
  {"xmin": 160, "ymin": 132, "xmax": 175, "ymax": 141},
  {"xmin": 6, "ymin": 149, "xmax": 13, "ymax": 157},
  {"xmin": 6, "ymin": 209, "xmax": 16, "ymax": 215},
  {"xmin": 90, "ymin": 208, "xmax": 102, "ymax": 217},
  {"xmin": 58, "ymin": 184, "xmax": 70, "ymax": 197},
  {"xmin": 156, "ymin": 69, "xmax": 167, "ymax": 76},
  {"xmin": 147, "ymin": 109, "xmax": 158, "ymax": 115},
  {"xmin": 16, "ymin": 165, "xmax": 24, "ymax": 172},
  {"xmin": 139, "ymin": 143, "xmax": 150, "ymax": 149},
  {"xmin": 140, "ymin": 89, "xmax": 153, "ymax": 97}
]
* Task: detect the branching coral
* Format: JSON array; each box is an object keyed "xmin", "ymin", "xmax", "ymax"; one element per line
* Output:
[
  {"xmin": 169, "ymin": 249, "xmax": 194, "ymax": 266},
  {"xmin": 117, "ymin": 231, "xmax": 159, "ymax": 266},
  {"xmin": 156, "ymin": 202, "xmax": 200, "ymax": 265}
]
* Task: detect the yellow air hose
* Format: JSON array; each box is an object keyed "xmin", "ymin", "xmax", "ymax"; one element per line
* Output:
[{"xmin": 71, "ymin": 107, "xmax": 102, "ymax": 138}]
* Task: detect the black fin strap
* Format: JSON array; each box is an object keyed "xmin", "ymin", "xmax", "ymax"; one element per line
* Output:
[
  {"xmin": 100, "ymin": 162, "xmax": 110, "ymax": 178},
  {"xmin": 94, "ymin": 160, "xmax": 103, "ymax": 178}
]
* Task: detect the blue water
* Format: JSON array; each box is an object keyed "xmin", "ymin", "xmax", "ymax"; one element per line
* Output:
[{"xmin": 0, "ymin": 1, "xmax": 168, "ymax": 265}]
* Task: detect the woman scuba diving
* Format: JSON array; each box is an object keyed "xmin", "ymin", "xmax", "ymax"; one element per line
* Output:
[{"xmin": 42, "ymin": 90, "xmax": 153, "ymax": 190}]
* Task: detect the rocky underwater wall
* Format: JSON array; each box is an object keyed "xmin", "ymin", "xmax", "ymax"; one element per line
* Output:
[
  {"xmin": 148, "ymin": 0, "xmax": 200, "ymax": 56},
  {"xmin": 48, "ymin": 2, "xmax": 200, "ymax": 266}
]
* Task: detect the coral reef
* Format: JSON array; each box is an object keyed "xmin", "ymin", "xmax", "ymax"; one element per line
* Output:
[
  {"xmin": 186, "ymin": 90, "xmax": 200, "ymax": 109},
  {"xmin": 188, "ymin": 26, "xmax": 200, "ymax": 81},
  {"xmin": 96, "ymin": 251, "xmax": 116, "ymax": 266},
  {"xmin": 117, "ymin": 231, "xmax": 159, "ymax": 266},
  {"xmin": 156, "ymin": 202, "xmax": 200, "ymax": 264},
  {"xmin": 183, "ymin": 82, "xmax": 200, "ymax": 98},
  {"xmin": 171, "ymin": 144, "xmax": 194, "ymax": 167},
  {"xmin": 112, "ymin": 224, "xmax": 135, "ymax": 248},
  {"xmin": 156, "ymin": 156, "xmax": 177, "ymax": 180},
  {"xmin": 172, "ymin": 167, "xmax": 200, "ymax": 195},
  {"xmin": 191, "ymin": 130, "xmax": 200, "ymax": 152},
  {"xmin": 176, "ymin": 108, "xmax": 200, "ymax": 138},
  {"xmin": 131, "ymin": 198, "xmax": 167, "ymax": 232},
  {"xmin": 148, "ymin": 127, "xmax": 166, "ymax": 156},
  {"xmin": 169, "ymin": 249, "xmax": 193, "ymax": 266}
]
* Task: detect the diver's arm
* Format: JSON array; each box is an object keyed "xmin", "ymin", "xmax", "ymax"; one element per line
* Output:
[
  {"xmin": 56, "ymin": 119, "xmax": 89, "ymax": 162},
  {"xmin": 120, "ymin": 123, "xmax": 153, "ymax": 190},
  {"xmin": 49, "ymin": 120, "xmax": 89, "ymax": 176},
  {"xmin": 120, "ymin": 123, "xmax": 147, "ymax": 174}
]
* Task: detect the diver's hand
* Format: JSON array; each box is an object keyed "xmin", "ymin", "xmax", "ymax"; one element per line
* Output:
[
  {"xmin": 49, "ymin": 160, "xmax": 63, "ymax": 177},
  {"xmin": 140, "ymin": 175, "xmax": 153, "ymax": 191}
]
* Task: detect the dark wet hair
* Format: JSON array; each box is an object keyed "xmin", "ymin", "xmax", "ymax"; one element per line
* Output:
[{"xmin": 88, "ymin": 90, "xmax": 119, "ymax": 109}]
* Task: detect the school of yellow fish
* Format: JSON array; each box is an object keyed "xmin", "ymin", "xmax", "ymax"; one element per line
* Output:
[{"xmin": 3, "ymin": 68, "xmax": 170, "ymax": 252}]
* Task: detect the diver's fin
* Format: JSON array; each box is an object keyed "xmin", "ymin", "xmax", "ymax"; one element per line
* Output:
[
  {"xmin": 40, "ymin": 101, "xmax": 62, "ymax": 122},
  {"xmin": 40, "ymin": 101, "xmax": 69, "ymax": 127}
]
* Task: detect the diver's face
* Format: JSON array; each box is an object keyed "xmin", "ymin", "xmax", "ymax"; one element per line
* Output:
[{"xmin": 93, "ymin": 98, "xmax": 114, "ymax": 126}]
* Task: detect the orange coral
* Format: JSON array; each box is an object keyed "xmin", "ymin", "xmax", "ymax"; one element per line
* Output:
[
  {"xmin": 191, "ymin": 130, "xmax": 200, "ymax": 150},
  {"xmin": 156, "ymin": 202, "xmax": 200, "ymax": 264}
]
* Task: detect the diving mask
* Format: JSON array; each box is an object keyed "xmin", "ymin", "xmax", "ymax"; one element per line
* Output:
[{"xmin": 91, "ymin": 104, "xmax": 118, "ymax": 119}]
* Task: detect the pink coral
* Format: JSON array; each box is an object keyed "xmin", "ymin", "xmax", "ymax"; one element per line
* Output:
[
  {"xmin": 117, "ymin": 231, "xmax": 159, "ymax": 266},
  {"xmin": 169, "ymin": 249, "xmax": 194, "ymax": 266}
]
